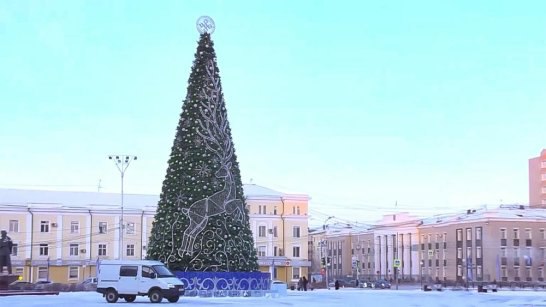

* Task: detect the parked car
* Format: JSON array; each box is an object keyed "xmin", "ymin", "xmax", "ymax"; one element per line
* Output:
[
  {"xmin": 34, "ymin": 280, "xmax": 53, "ymax": 290},
  {"xmin": 79, "ymin": 277, "xmax": 98, "ymax": 291},
  {"xmin": 372, "ymin": 279, "xmax": 391, "ymax": 289},
  {"xmin": 8, "ymin": 281, "xmax": 34, "ymax": 290}
]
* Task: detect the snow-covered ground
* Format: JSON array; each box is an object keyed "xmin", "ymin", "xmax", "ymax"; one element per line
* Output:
[{"xmin": 3, "ymin": 288, "xmax": 546, "ymax": 306}]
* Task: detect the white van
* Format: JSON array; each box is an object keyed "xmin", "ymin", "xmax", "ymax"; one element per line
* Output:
[{"xmin": 96, "ymin": 260, "xmax": 185, "ymax": 303}]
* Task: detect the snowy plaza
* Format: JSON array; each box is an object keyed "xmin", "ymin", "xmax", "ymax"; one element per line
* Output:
[{"xmin": 3, "ymin": 289, "xmax": 546, "ymax": 307}]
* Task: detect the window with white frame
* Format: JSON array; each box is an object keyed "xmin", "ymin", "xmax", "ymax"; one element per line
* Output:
[
  {"xmin": 501, "ymin": 267, "xmax": 507, "ymax": 278},
  {"xmin": 443, "ymin": 233, "xmax": 447, "ymax": 243},
  {"xmin": 38, "ymin": 267, "xmax": 48, "ymax": 280},
  {"xmin": 435, "ymin": 267, "xmax": 439, "ymax": 277},
  {"xmin": 501, "ymin": 247, "xmax": 507, "ymax": 257},
  {"xmin": 500, "ymin": 228, "xmax": 507, "ymax": 239},
  {"xmin": 477, "ymin": 265, "xmax": 482, "ymax": 278},
  {"xmin": 514, "ymin": 267, "xmax": 520, "ymax": 278},
  {"xmin": 293, "ymin": 246, "xmax": 300, "ymax": 257},
  {"xmin": 293, "ymin": 226, "xmax": 300, "ymax": 238},
  {"xmin": 258, "ymin": 226, "xmax": 266, "ymax": 237},
  {"xmin": 99, "ymin": 222, "xmax": 107, "ymax": 234},
  {"xmin": 541, "ymin": 247, "xmax": 546, "ymax": 259},
  {"xmin": 456, "ymin": 229, "xmax": 463, "ymax": 241},
  {"xmin": 257, "ymin": 246, "xmax": 266, "ymax": 257},
  {"xmin": 39, "ymin": 244, "xmax": 49, "ymax": 256},
  {"xmin": 40, "ymin": 221, "xmax": 49, "ymax": 233},
  {"xmin": 9, "ymin": 220, "xmax": 19, "ymax": 233},
  {"xmin": 514, "ymin": 248, "xmax": 520, "ymax": 258},
  {"xmin": 273, "ymin": 226, "xmax": 278, "ymax": 237},
  {"xmin": 263, "ymin": 205, "xmax": 266, "ymax": 214},
  {"xmin": 292, "ymin": 267, "xmax": 300, "ymax": 279},
  {"xmin": 296, "ymin": 206, "xmax": 300, "ymax": 215},
  {"xmin": 70, "ymin": 221, "xmax": 79, "ymax": 234},
  {"xmin": 126, "ymin": 244, "xmax": 135, "ymax": 256},
  {"xmin": 526, "ymin": 229, "xmax": 532, "ymax": 239},
  {"xmin": 69, "ymin": 244, "xmax": 79, "ymax": 256},
  {"xmin": 476, "ymin": 227, "xmax": 482, "ymax": 240},
  {"xmin": 292, "ymin": 206, "xmax": 295, "ymax": 215},
  {"xmin": 457, "ymin": 248, "xmax": 462, "ymax": 258},
  {"xmin": 421, "ymin": 234, "xmax": 425, "ymax": 244},
  {"xmin": 69, "ymin": 266, "xmax": 79, "ymax": 279},
  {"xmin": 457, "ymin": 265, "xmax": 462, "ymax": 276},
  {"xmin": 476, "ymin": 246, "xmax": 482, "ymax": 258},
  {"xmin": 442, "ymin": 267, "xmax": 446, "ymax": 278},
  {"xmin": 98, "ymin": 244, "xmax": 107, "ymax": 256},
  {"xmin": 273, "ymin": 207, "xmax": 277, "ymax": 215},
  {"xmin": 466, "ymin": 247, "xmax": 472, "ymax": 258},
  {"xmin": 526, "ymin": 267, "xmax": 532, "ymax": 278},
  {"xmin": 539, "ymin": 267, "xmax": 544, "ymax": 279},
  {"xmin": 126, "ymin": 222, "xmax": 135, "ymax": 235},
  {"xmin": 11, "ymin": 244, "xmax": 18, "ymax": 257},
  {"xmin": 466, "ymin": 228, "xmax": 472, "ymax": 240},
  {"xmin": 513, "ymin": 228, "xmax": 520, "ymax": 239},
  {"xmin": 427, "ymin": 234, "xmax": 432, "ymax": 243}
]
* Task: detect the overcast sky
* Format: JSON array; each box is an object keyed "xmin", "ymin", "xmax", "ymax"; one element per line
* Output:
[{"xmin": 1, "ymin": 1, "xmax": 545, "ymax": 223}]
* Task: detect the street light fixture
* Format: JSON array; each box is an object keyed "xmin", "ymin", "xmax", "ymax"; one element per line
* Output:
[{"xmin": 108, "ymin": 155, "xmax": 137, "ymax": 260}]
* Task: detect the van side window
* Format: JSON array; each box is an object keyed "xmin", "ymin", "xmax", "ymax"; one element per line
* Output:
[
  {"xmin": 142, "ymin": 266, "xmax": 154, "ymax": 278},
  {"xmin": 120, "ymin": 266, "xmax": 138, "ymax": 277}
]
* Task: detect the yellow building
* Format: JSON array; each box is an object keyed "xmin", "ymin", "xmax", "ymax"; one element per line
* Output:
[{"xmin": 0, "ymin": 185, "xmax": 310, "ymax": 285}]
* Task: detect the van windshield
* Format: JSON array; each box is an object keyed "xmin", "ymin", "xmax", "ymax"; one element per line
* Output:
[{"xmin": 152, "ymin": 265, "xmax": 175, "ymax": 278}]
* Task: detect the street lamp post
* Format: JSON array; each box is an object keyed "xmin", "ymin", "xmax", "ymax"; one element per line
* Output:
[
  {"xmin": 108, "ymin": 155, "xmax": 137, "ymax": 260},
  {"xmin": 322, "ymin": 216, "xmax": 334, "ymax": 289}
]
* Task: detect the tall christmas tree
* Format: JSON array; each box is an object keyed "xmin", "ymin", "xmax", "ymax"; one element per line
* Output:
[{"xmin": 146, "ymin": 29, "xmax": 258, "ymax": 272}]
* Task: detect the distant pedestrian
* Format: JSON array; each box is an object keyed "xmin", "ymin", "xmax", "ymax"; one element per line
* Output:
[
  {"xmin": 302, "ymin": 276, "xmax": 308, "ymax": 291},
  {"xmin": 335, "ymin": 280, "xmax": 340, "ymax": 290},
  {"xmin": 0, "ymin": 230, "xmax": 13, "ymax": 274},
  {"xmin": 298, "ymin": 277, "xmax": 303, "ymax": 291}
]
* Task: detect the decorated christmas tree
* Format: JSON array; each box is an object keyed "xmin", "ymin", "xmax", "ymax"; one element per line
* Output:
[{"xmin": 146, "ymin": 27, "xmax": 258, "ymax": 272}]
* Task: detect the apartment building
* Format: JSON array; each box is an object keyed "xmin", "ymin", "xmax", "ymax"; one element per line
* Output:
[
  {"xmin": 245, "ymin": 184, "xmax": 311, "ymax": 284},
  {"xmin": 0, "ymin": 184, "xmax": 310, "ymax": 285},
  {"xmin": 529, "ymin": 149, "xmax": 546, "ymax": 208}
]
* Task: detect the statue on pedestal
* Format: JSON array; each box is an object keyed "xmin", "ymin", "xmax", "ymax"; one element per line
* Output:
[{"xmin": 0, "ymin": 230, "xmax": 13, "ymax": 275}]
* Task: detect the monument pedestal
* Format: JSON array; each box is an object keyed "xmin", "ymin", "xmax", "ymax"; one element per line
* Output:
[{"xmin": 0, "ymin": 274, "xmax": 19, "ymax": 290}]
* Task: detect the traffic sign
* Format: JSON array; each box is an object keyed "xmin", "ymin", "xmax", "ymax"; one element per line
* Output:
[{"xmin": 393, "ymin": 259, "xmax": 401, "ymax": 268}]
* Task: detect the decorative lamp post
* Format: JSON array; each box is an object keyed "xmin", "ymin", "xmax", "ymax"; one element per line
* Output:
[{"xmin": 108, "ymin": 155, "xmax": 137, "ymax": 260}]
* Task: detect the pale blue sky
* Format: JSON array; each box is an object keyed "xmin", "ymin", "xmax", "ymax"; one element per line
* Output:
[{"xmin": 1, "ymin": 1, "xmax": 545, "ymax": 222}]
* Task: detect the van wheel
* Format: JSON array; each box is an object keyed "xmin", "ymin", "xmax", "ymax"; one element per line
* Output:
[
  {"xmin": 105, "ymin": 289, "xmax": 119, "ymax": 303},
  {"xmin": 167, "ymin": 296, "xmax": 180, "ymax": 303},
  {"xmin": 149, "ymin": 289, "xmax": 163, "ymax": 303},
  {"xmin": 124, "ymin": 295, "xmax": 136, "ymax": 302}
]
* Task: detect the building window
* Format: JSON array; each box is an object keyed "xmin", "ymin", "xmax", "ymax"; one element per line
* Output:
[
  {"xmin": 11, "ymin": 244, "xmax": 18, "ymax": 257},
  {"xmin": 292, "ymin": 206, "xmax": 295, "ymax": 215},
  {"xmin": 477, "ymin": 265, "xmax": 482, "ymax": 278},
  {"xmin": 293, "ymin": 246, "xmax": 300, "ymax": 258},
  {"xmin": 501, "ymin": 267, "xmax": 507, "ymax": 278},
  {"xmin": 526, "ymin": 267, "xmax": 532, "ymax": 279},
  {"xmin": 273, "ymin": 226, "xmax": 278, "ymax": 237},
  {"xmin": 9, "ymin": 220, "xmax": 19, "ymax": 233},
  {"xmin": 457, "ymin": 265, "xmax": 462, "ymax": 276},
  {"xmin": 514, "ymin": 248, "xmax": 520, "ymax": 258},
  {"xmin": 258, "ymin": 226, "xmax": 266, "ymax": 237},
  {"xmin": 539, "ymin": 267, "xmax": 544, "ymax": 280},
  {"xmin": 99, "ymin": 222, "xmax": 107, "ymax": 234},
  {"xmin": 456, "ymin": 229, "xmax": 463, "ymax": 241},
  {"xmin": 273, "ymin": 207, "xmax": 277, "ymax": 215},
  {"xmin": 443, "ymin": 233, "xmax": 447, "ymax": 243},
  {"xmin": 293, "ymin": 226, "xmax": 301, "ymax": 238},
  {"xmin": 126, "ymin": 244, "xmax": 135, "ymax": 257},
  {"xmin": 526, "ymin": 229, "xmax": 532, "ymax": 239},
  {"xmin": 69, "ymin": 266, "xmax": 79, "ymax": 279},
  {"xmin": 513, "ymin": 229, "xmax": 520, "ymax": 239},
  {"xmin": 466, "ymin": 228, "xmax": 472, "ymax": 240},
  {"xmin": 40, "ymin": 221, "xmax": 49, "ymax": 233},
  {"xmin": 501, "ymin": 247, "xmax": 507, "ymax": 257},
  {"xmin": 476, "ymin": 246, "xmax": 482, "ymax": 258},
  {"xmin": 296, "ymin": 206, "xmax": 300, "ymax": 215},
  {"xmin": 427, "ymin": 234, "xmax": 432, "ymax": 243},
  {"xmin": 14, "ymin": 267, "xmax": 24, "ymax": 276},
  {"xmin": 257, "ymin": 246, "xmax": 266, "ymax": 257},
  {"xmin": 476, "ymin": 227, "xmax": 482, "ymax": 240},
  {"xmin": 70, "ymin": 221, "xmax": 79, "ymax": 234},
  {"xmin": 98, "ymin": 244, "xmax": 107, "ymax": 256},
  {"xmin": 457, "ymin": 248, "xmax": 462, "ymax": 258},
  {"xmin": 39, "ymin": 244, "xmax": 49, "ymax": 256},
  {"xmin": 126, "ymin": 222, "xmax": 135, "ymax": 235},
  {"xmin": 38, "ymin": 267, "xmax": 48, "ymax": 280},
  {"xmin": 69, "ymin": 244, "xmax": 79, "ymax": 256},
  {"xmin": 500, "ymin": 229, "xmax": 507, "ymax": 239},
  {"xmin": 292, "ymin": 267, "xmax": 300, "ymax": 279},
  {"xmin": 442, "ymin": 267, "xmax": 446, "ymax": 278},
  {"xmin": 514, "ymin": 267, "xmax": 520, "ymax": 278},
  {"xmin": 466, "ymin": 247, "xmax": 472, "ymax": 258}
]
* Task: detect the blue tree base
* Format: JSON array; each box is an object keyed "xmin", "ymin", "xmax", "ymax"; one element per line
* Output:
[{"xmin": 174, "ymin": 271, "xmax": 271, "ymax": 297}]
